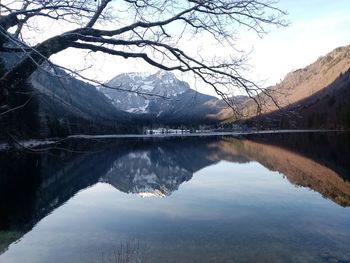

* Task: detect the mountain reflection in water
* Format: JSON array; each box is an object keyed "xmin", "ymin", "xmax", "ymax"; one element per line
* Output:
[{"xmin": 0, "ymin": 132, "xmax": 349, "ymax": 261}]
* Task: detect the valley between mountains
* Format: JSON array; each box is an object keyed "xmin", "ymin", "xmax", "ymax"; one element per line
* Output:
[{"xmin": 1, "ymin": 45, "xmax": 350, "ymax": 139}]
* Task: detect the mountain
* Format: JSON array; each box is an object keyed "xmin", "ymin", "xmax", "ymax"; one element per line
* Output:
[
  {"xmin": 103, "ymin": 71, "xmax": 189, "ymax": 113},
  {"xmin": 0, "ymin": 51, "xmax": 138, "ymax": 139},
  {"xmin": 101, "ymin": 71, "xmax": 225, "ymax": 124},
  {"xmin": 212, "ymin": 95, "xmax": 249, "ymax": 120},
  {"xmin": 1, "ymin": 52, "xmax": 227, "ymax": 139},
  {"xmin": 29, "ymin": 67, "xmax": 138, "ymax": 136},
  {"xmin": 250, "ymin": 45, "xmax": 350, "ymax": 113},
  {"xmin": 247, "ymin": 67, "xmax": 350, "ymax": 129},
  {"xmin": 218, "ymin": 45, "xmax": 350, "ymax": 127}
]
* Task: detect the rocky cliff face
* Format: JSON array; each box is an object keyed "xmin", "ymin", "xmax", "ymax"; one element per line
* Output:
[
  {"xmin": 101, "ymin": 71, "xmax": 225, "ymax": 123},
  {"xmin": 103, "ymin": 71, "xmax": 189, "ymax": 113}
]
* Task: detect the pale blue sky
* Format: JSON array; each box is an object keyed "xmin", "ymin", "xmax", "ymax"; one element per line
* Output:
[
  {"xmin": 240, "ymin": 0, "xmax": 350, "ymax": 89},
  {"xmin": 52, "ymin": 1, "xmax": 350, "ymax": 96}
]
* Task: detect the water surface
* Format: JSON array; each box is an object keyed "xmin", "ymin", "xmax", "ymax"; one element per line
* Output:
[{"xmin": 0, "ymin": 132, "xmax": 350, "ymax": 263}]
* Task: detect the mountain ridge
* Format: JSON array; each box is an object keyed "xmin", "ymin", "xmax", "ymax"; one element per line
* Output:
[
  {"xmin": 101, "ymin": 70, "xmax": 226, "ymax": 124},
  {"xmin": 217, "ymin": 44, "xmax": 350, "ymax": 128}
]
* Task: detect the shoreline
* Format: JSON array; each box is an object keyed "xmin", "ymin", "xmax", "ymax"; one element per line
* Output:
[
  {"xmin": 68, "ymin": 129, "xmax": 348, "ymax": 139},
  {"xmin": 0, "ymin": 129, "xmax": 348, "ymax": 151}
]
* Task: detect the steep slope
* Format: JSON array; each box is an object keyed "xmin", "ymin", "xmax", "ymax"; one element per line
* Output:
[
  {"xmin": 245, "ymin": 45, "xmax": 350, "ymax": 116},
  {"xmin": 212, "ymin": 95, "xmax": 249, "ymax": 120},
  {"xmin": 101, "ymin": 71, "xmax": 225, "ymax": 124},
  {"xmin": 30, "ymin": 67, "xmax": 136, "ymax": 136},
  {"xmin": 103, "ymin": 71, "xmax": 189, "ymax": 113},
  {"xmin": 0, "ymin": 50, "xmax": 138, "ymax": 138},
  {"xmin": 247, "ymin": 68, "xmax": 350, "ymax": 129},
  {"xmin": 218, "ymin": 45, "xmax": 350, "ymax": 122}
]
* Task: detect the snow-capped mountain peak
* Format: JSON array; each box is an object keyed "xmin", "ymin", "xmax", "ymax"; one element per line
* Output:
[
  {"xmin": 101, "ymin": 70, "xmax": 190, "ymax": 113},
  {"xmin": 153, "ymin": 70, "xmax": 177, "ymax": 83},
  {"xmin": 100, "ymin": 70, "xmax": 223, "ymax": 120}
]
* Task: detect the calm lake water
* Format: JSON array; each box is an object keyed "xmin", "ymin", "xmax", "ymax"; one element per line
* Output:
[{"xmin": 0, "ymin": 132, "xmax": 350, "ymax": 263}]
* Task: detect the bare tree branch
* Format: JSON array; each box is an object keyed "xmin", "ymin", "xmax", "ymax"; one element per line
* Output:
[{"xmin": 0, "ymin": 0, "xmax": 288, "ymax": 117}]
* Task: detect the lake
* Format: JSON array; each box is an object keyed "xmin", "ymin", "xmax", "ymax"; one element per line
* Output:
[{"xmin": 0, "ymin": 132, "xmax": 350, "ymax": 263}]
